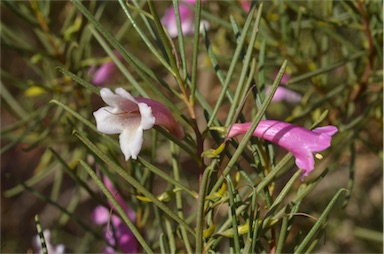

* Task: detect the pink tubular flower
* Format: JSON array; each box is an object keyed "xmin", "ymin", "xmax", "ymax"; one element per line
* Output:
[
  {"xmin": 227, "ymin": 120, "xmax": 338, "ymax": 177},
  {"xmin": 161, "ymin": 0, "xmax": 209, "ymax": 38},
  {"xmin": 90, "ymin": 51, "xmax": 123, "ymax": 86},
  {"xmin": 92, "ymin": 177, "xmax": 138, "ymax": 254},
  {"xmin": 93, "ymin": 88, "xmax": 184, "ymax": 160}
]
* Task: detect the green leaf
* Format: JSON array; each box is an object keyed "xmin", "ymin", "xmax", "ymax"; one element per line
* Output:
[
  {"xmin": 294, "ymin": 188, "xmax": 348, "ymax": 253},
  {"xmin": 207, "ymin": 4, "xmax": 258, "ymax": 126},
  {"xmin": 74, "ymin": 130, "xmax": 195, "ymax": 236}
]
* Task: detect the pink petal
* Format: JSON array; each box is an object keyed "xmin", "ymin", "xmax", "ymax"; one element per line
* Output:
[
  {"xmin": 137, "ymin": 97, "xmax": 184, "ymax": 139},
  {"xmin": 228, "ymin": 120, "xmax": 338, "ymax": 177},
  {"xmin": 92, "ymin": 206, "xmax": 111, "ymax": 225}
]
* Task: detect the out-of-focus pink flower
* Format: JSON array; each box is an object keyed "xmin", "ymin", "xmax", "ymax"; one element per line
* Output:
[
  {"xmin": 238, "ymin": 0, "xmax": 251, "ymax": 12},
  {"xmin": 265, "ymin": 86, "xmax": 302, "ymax": 104},
  {"xmin": 93, "ymin": 88, "xmax": 184, "ymax": 160},
  {"xmin": 227, "ymin": 120, "xmax": 338, "ymax": 177},
  {"xmin": 278, "ymin": 72, "xmax": 290, "ymax": 85},
  {"xmin": 265, "ymin": 73, "xmax": 302, "ymax": 104},
  {"xmin": 32, "ymin": 229, "xmax": 65, "ymax": 254},
  {"xmin": 89, "ymin": 51, "xmax": 123, "ymax": 86},
  {"xmin": 92, "ymin": 177, "xmax": 138, "ymax": 254},
  {"xmin": 161, "ymin": 0, "xmax": 209, "ymax": 38}
]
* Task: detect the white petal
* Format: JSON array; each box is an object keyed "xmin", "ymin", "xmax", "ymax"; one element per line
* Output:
[
  {"xmin": 199, "ymin": 20, "xmax": 210, "ymax": 33},
  {"xmin": 93, "ymin": 106, "xmax": 142, "ymax": 135},
  {"xmin": 115, "ymin": 87, "xmax": 138, "ymax": 103},
  {"xmin": 119, "ymin": 125, "xmax": 143, "ymax": 160},
  {"xmin": 100, "ymin": 88, "xmax": 124, "ymax": 109},
  {"xmin": 55, "ymin": 244, "xmax": 65, "ymax": 254},
  {"xmin": 100, "ymin": 88, "xmax": 139, "ymax": 113},
  {"xmin": 138, "ymin": 102, "xmax": 155, "ymax": 130},
  {"xmin": 93, "ymin": 106, "xmax": 124, "ymax": 134}
]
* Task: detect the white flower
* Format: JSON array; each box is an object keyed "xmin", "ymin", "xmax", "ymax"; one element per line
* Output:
[
  {"xmin": 93, "ymin": 88, "xmax": 184, "ymax": 160},
  {"xmin": 32, "ymin": 229, "xmax": 65, "ymax": 254},
  {"xmin": 93, "ymin": 88, "xmax": 155, "ymax": 160}
]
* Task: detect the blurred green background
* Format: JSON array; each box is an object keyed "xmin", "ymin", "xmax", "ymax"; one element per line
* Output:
[{"xmin": 1, "ymin": 1, "xmax": 382, "ymax": 253}]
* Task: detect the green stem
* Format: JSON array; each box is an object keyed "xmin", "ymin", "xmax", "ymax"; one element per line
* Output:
[
  {"xmin": 190, "ymin": 0, "xmax": 202, "ymax": 106},
  {"xmin": 196, "ymin": 160, "xmax": 216, "ymax": 253}
]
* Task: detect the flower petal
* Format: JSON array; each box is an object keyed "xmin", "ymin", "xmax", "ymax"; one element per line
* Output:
[
  {"xmin": 119, "ymin": 125, "xmax": 143, "ymax": 160},
  {"xmin": 91, "ymin": 205, "xmax": 110, "ymax": 225},
  {"xmin": 265, "ymin": 86, "xmax": 302, "ymax": 103},
  {"xmin": 312, "ymin": 126, "xmax": 338, "ymax": 136},
  {"xmin": 138, "ymin": 102, "xmax": 155, "ymax": 130},
  {"xmin": 137, "ymin": 97, "xmax": 184, "ymax": 139},
  {"xmin": 93, "ymin": 106, "xmax": 126, "ymax": 134},
  {"xmin": 92, "ymin": 61, "xmax": 117, "ymax": 86},
  {"xmin": 115, "ymin": 87, "xmax": 138, "ymax": 103},
  {"xmin": 293, "ymin": 150, "xmax": 315, "ymax": 176},
  {"xmin": 100, "ymin": 88, "xmax": 128, "ymax": 111}
]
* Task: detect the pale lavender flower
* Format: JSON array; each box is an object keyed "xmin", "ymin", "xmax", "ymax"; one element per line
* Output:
[
  {"xmin": 265, "ymin": 73, "xmax": 302, "ymax": 104},
  {"xmin": 161, "ymin": 0, "xmax": 209, "ymax": 38},
  {"xmin": 93, "ymin": 88, "xmax": 184, "ymax": 160},
  {"xmin": 227, "ymin": 120, "xmax": 338, "ymax": 177},
  {"xmin": 265, "ymin": 86, "xmax": 302, "ymax": 104},
  {"xmin": 32, "ymin": 229, "xmax": 65, "ymax": 254},
  {"xmin": 90, "ymin": 51, "xmax": 122, "ymax": 86},
  {"xmin": 92, "ymin": 177, "xmax": 138, "ymax": 254}
]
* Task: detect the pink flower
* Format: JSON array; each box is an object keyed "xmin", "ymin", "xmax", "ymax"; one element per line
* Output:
[
  {"xmin": 278, "ymin": 72, "xmax": 291, "ymax": 85},
  {"xmin": 265, "ymin": 73, "xmax": 302, "ymax": 104},
  {"xmin": 92, "ymin": 177, "xmax": 138, "ymax": 254},
  {"xmin": 265, "ymin": 86, "xmax": 302, "ymax": 104},
  {"xmin": 238, "ymin": 0, "xmax": 251, "ymax": 12},
  {"xmin": 161, "ymin": 0, "xmax": 209, "ymax": 38},
  {"xmin": 90, "ymin": 51, "xmax": 123, "ymax": 86},
  {"xmin": 93, "ymin": 88, "xmax": 184, "ymax": 160},
  {"xmin": 227, "ymin": 120, "xmax": 338, "ymax": 177}
]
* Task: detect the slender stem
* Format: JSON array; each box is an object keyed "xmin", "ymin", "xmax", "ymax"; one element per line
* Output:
[
  {"xmin": 207, "ymin": 5, "xmax": 257, "ymax": 126},
  {"xmin": 195, "ymin": 160, "xmax": 216, "ymax": 253},
  {"xmin": 190, "ymin": 0, "xmax": 202, "ymax": 106},
  {"xmin": 171, "ymin": 143, "xmax": 194, "ymax": 253}
]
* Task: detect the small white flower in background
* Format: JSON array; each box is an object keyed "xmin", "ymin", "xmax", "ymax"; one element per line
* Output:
[
  {"xmin": 33, "ymin": 229, "xmax": 65, "ymax": 254},
  {"xmin": 93, "ymin": 88, "xmax": 184, "ymax": 160}
]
